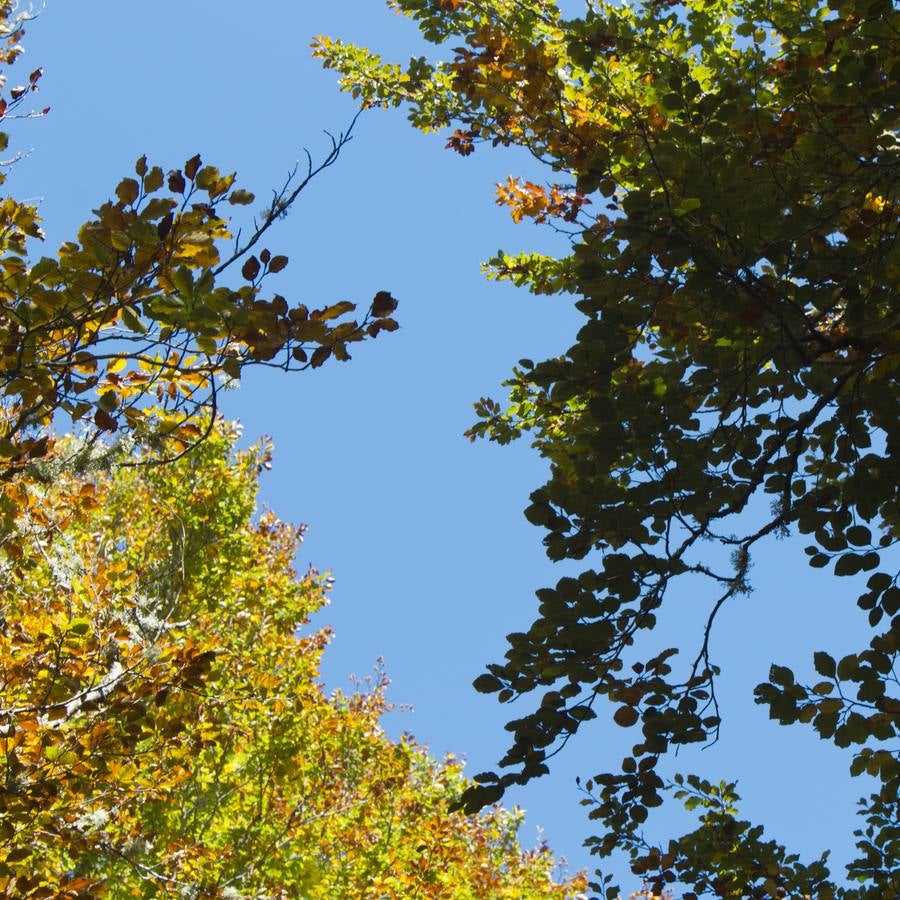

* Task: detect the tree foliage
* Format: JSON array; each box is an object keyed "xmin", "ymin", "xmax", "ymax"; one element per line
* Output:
[
  {"xmin": 318, "ymin": 0, "xmax": 899, "ymax": 894},
  {"xmin": 0, "ymin": 426, "xmax": 585, "ymax": 897},
  {"xmin": 0, "ymin": 2, "xmax": 399, "ymax": 501},
  {"xmin": 0, "ymin": 7, "xmax": 586, "ymax": 897}
]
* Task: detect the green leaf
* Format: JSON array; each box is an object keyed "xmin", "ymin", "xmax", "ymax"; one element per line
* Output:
[
  {"xmin": 120, "ymin": 306, "xmax": 147, "ymax": 334},
  {"xmin": 67, "ymin": 618, "xmax": 91, "ymax": 636},
  {"xmin": 473, "ymin": 674, "xmax": 503, "ymax": 693},
  {"xmin": 674, "ymin": 198, "xmax": 701, "ymax": 216},
  {"xmin": 813, "ymin": 652, "xmax": 836, "ymax": 678}
]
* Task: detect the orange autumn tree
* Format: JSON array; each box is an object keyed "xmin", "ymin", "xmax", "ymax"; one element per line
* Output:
[{"xmin": 0, "ymin": 424, "xmax": 586, "ymax": 898}]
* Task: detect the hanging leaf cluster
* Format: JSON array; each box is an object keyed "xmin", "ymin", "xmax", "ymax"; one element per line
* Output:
[{"xmin": 0, "ymin": 12, "xmax": 399, "ymax": 487}]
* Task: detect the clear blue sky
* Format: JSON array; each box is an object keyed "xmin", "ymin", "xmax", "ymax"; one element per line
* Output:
[{"xmin": 15, "ymin": 1, "xmax": 881, "ymax": 888}]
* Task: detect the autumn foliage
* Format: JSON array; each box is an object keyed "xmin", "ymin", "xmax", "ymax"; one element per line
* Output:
[
  {"xmin": 0, "ymin": 2, "xmax": 399, "ymax": 495},
  {"xmin": 0, "ymin": 426, "xmax": 584, "ymax": 896},
  {"xmin": 318, "ymin": 0, "xmax": 899, "ymax": 895},
  {"xmin": 0, "ymin": 5, "xmax": 585, "ymax": 897}
]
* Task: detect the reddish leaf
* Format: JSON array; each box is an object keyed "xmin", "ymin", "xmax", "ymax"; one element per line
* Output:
[
  {"xmin": 310, "ymin": 346, "xmax": 331, "ymax": 368},
  {"xmin": 168, "ymin": 170, "xmax": 186, "ymax": 194},
  {"xmin": 157, "ymin": 213, "xmax": 174, "ymax": 240},
  {"xmin": 184, "ymin": 153, "xmax": 202, "ymax": 180},
  {"xmin": 371, "ymin": 290, "xmax": 398, "ymax": 318},
  {"xmin": 93, "ymin": 408, "xmax": 118, "ymax": 433},
  {"xmin": 241, "ymin": 256, "xmax": 261, "ymax": 281}
]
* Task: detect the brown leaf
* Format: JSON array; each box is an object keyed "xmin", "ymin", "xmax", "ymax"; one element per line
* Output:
[
  {"xmin": 184, "ymin": 153, "xmax": 202, "ymax": 180},
  {"xmin": 366, "ymin": 318, "xmax": 399, "ymax": 338},
  {"xmin": 116, "ymin": 178, "xmax": 140, "ymax": 206},
  {"xmin": 613, "ymin": 705, "xmax": 639, "ymax": 727},
  {"xmin": 310, "ymin": 346, "xmax": 331, "ymax": 368},
  {"xmin": 241, "ymin": 256, "xmax": 260, "ymax": 281},
  {"xmin": 61, "ymin": 877, "xmax": 101, "ymax": 893},
  {"xmin": 371, "ymin": 290, "xmax": 398, "ymax": 318},
  {"xmin": 228, "ymin": 189, "xmax": 255, "ymax": 205},
  {"xmin": 143, "ymin": 166, "xmax": 164, "ymax": 193},
  {"xmin": 93, "ymin": 408, "xmax": 118, "ymax": 433},
  {"xmin": 268, "ymin": 255, "xmax": 288, "ymax": 273},
  {"xmin": 157, "ymin": 213, "xmax": 174, "ymax": 240},
  {"xmin": 168, "ymin": 170, "xmax": 186, "ymax": 194}
]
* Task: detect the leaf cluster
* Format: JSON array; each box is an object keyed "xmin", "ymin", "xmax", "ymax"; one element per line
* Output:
[
  {"xmin": 0, "ymin": 9, "xmax": 585, "ymax": 897},
  {"xmin": 0, "ymin": 88, "xmax": 400, "ymax": 486},
  {"xmin": 321, "ymin": 0, "xmax": 900, "ymax": 893},
  {"xmin": 0, "ymin": 426, "xmax": 585, "ymax": 897}
]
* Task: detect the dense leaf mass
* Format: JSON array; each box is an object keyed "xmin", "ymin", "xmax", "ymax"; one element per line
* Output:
[
  {"xmin": 319, "ymin": 0, "xmax": 899, "ymax": 894},
  {"xmin": 0, "ymin": 6, "xmax": 584, "ymax": 897},
  {"xmin": 0, "ymin": 427, "xmax": 585, "ymax": 896}
]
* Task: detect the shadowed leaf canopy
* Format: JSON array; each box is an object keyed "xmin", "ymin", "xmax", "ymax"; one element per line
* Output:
[{"xmin": 319, "ymin": 0, "xmax": 899, "ymax": 894}]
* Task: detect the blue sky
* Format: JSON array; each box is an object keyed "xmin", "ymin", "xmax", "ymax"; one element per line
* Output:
[{"xmin": 14, "ymin": 1, "xmax": 882, "ymax": 888}]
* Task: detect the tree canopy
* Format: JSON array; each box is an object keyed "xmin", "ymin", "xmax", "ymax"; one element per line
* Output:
[
  {"xmin": 0, "ymin": 0, "xmax": 399, "ymax": 499},
  {"xmin": 318, "ymin": 0, "xmax": 899, "ymax": 895},
  {"xmin": 0, "ymin": 425, "xmax": 584, "ymax": 897},
  {"xmin": 0, "ymin": 5, "xmax": 585, "ymax": 897}
]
